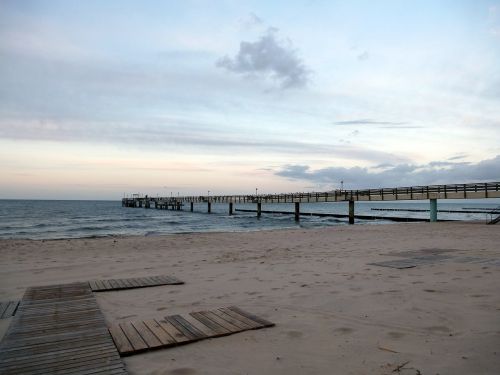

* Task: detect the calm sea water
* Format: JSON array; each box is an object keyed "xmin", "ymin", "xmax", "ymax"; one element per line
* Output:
[{"xmin": 0, "ymin": 199, "xmax": 498, "ymax": 240}]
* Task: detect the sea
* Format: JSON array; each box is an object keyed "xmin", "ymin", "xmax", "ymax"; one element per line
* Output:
[{"xmin": 0, "ymin": 199, "xmax": 498, "ymax": 240}]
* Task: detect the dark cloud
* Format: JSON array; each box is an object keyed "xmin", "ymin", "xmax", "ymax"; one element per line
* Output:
[
  {"xmin": 275, "ymin": 156, "xmax": 500, "ymax": 188},
  {"xmin": 216, "ymin": 29, "xmax": 310, "ymax": 89}
]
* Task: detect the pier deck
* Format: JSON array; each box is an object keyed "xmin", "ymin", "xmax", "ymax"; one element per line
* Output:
[{"xmin": 122, "ymin": 182, "xmax": 500, "ymax": 224}]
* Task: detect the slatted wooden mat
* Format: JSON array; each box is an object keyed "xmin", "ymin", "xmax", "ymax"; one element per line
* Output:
[
  {"xmin": 0, "ymin": 301, "xmax": 19, "ymax": 319},
  {"xmin": 90, "ymin": 275, "xmax": 183, "ymax": 292},
  {"xmin": 0, "ymin": 282, "xmax": 127, "ymax": 374},
  {"xmin": 109, "ymin": 306, "xmax": 274, "ymax": 356}
]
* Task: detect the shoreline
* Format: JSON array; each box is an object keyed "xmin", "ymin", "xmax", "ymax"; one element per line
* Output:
[
  {"xmin": 1, "ymin": 222, "xmax": 499, "ymax": 374},
  {"xmin": 0, "ymin": 219, "xmax": 485, "ymax": 242}
]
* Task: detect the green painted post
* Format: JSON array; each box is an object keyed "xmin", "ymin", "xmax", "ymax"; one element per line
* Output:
[
  {"xmin": 430, "ymin": 199, "xmax": 437, "ymax": 222},
  {"xmin": 349, "ymin": 200, "xmax": 355, "ymax": 224}
]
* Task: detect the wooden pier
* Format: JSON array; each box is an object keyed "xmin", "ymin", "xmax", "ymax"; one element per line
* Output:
[{"xmin": 122, "ymin": 182, "xmax": 500, "ymax": 224}]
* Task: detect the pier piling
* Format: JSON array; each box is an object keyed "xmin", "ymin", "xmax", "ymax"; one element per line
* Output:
[
  {"xmin": 208, "ymin": 202, "xmax": 211, "ymax": 213},
  {"xmin": 430, "ymin": 199, "xmax": 437, "ymax": 222},
  {"xmin": 295, "ymin": 202, "xmax": 300, "ymax": 221},
  {"xmin": 257, "ymin": 202, "xmax": 262, "ymax": 218},
  {"xmin": 229, "ymin": 202, "xmax": 233, "ymax": 215},
  {"xmin": 349, "ymin": 200, "xmax": 355, "ymax": 224},
  {"xmin": 190, "ymin": 202, "xmax": 194, "ymax": 212}
]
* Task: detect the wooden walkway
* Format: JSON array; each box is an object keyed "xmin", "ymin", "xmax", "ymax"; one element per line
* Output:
[
  {"xmin": 0, "ymin": 301, "xmax": 20, "ymax": 319},
  {"xmin": 124, "ymin": 181, "xmax": 500, "ymax": 206},
  {"xmin": 0, "ymin": 282, "xmax": 127, "ymax": 374},
  {"xmin": 109, "ymin": 306, "xmax": 274, "ymax": 356},
  {"xmin": 90, "ymin": 275, "xmax": 183, "ymax": 292}
]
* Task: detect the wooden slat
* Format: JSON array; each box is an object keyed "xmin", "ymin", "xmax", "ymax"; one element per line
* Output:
[
  {"xmin": 1, "ymin": 301, "xmax": 19, "ymax": 319},
  {"xmin": 118, "ymin": 279, "xmax": 134, "ymax": 289},
  {"xmin": 141, "ymin": 277, "xmax": 157, "ymax": 286},
  {"xmin": 155, "ymin": 319, "xmax": 191, "ymax": 343},
  {"xmin": 0, "ymin": 301, "xmax": 10, "ymax": 317},
  {"xmin": 181, "ymin": 315, "xmax": 219, "ymax": 337},
  {"xmin": 108, "ymin": 325, "xmax": 134, "ymax": 355},
  {"xmin": 164, "ymin": 315, "xmax": 206, "ymax": 340},
  {"xmin": 100, "ymin": 280, "xmax": 113, "ymax": 290},
  {"xmin": 228, "ymin": 306, "xmax": 275, "ymax": 327},
  {"xmin": 218, "ymin": 307, "xmax": 262, "ymax": 329},
  {"xmin": 142, "ymin": 319, "xmax": 176, "ymax": 346},
  {"xmin": 88, "ymin": 280, "xmax": 98, "ymax": 291},
  {"xmin": 197, "ymin": 311, "xmax": 243, "ymax": 333},
  {"xmin": 119, "ymin": 322, "xmax": 148, "ymax": 352},
  {"xmin": 91, "ymin": 275, "xmax": 184, "ymax": 292},
  {"xmin": 109, "ymin": 279, "xmax": 120, "ymax": 290},
  {"xmin": 210, "ymin": 309, "xmax": 253, "ymax": 330},
  {"xmin": 131, "ymin": 321, "xmax": 162, "ymax": 348},
  {"xmin": 190, "ymin": 311, "xmax": 231, "ymax": 336},
  {"xmin": 127, "ymin": 278, "xmax": 142, "ymax": 287}
]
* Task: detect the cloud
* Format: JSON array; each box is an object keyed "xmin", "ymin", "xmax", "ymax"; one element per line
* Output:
[
  {"xmin": 216, "ymin": 29, "xmax": 310, "ymax": 89},
  {"xmin": 0, "ymin": 117, "xmax": 408, "ymax": 164},
  {"xmin": 239, "ymin": 12, "xmax": 263, "ymax": 29},
  {"xmin": 447, "ymin": 153, "xmax": 468, "ymax": 161},
  {"xmin": 275, "ymin": 156, "xmax": 500, "ymax": 188},
  {"xmin": 489, "ymin": 5, "xmax": 500, "ymax": 36},
  {"xmin": 333, "ymin": 119, "xmax": 409, "ymax": 126},
  {"xmin": 357, "ymin": 51, "xmax": 369, "ymax": 61}
]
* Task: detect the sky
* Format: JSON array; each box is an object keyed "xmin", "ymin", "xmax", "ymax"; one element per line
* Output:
[{"xmin": 0, "ymin": 0, "xmax": 499, "ymax": 199}]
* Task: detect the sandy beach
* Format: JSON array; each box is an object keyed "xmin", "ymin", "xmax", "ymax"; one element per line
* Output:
[{"xmin": 1, "ymin": 222, "xmax": 499, "ymax": 375}]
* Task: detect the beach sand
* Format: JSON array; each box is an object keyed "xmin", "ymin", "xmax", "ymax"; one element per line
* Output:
[{"xmin": 1, "ymin": 222, "xmax": 499, "ymax": 374}]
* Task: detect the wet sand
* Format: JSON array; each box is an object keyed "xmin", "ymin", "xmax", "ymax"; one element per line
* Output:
[{"xmin": 1, "ymin": 222, "xmax": 499, "ymax": 374}]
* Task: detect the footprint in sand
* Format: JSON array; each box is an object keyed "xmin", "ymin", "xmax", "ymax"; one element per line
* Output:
[
  {"xmin": 387, "ymin": 331, "xmax": 405, "ymax": 339},
  {"xmin": 334, "ymin": 327, "xmax": 354, "ymax": 334},
  {"xmin": 157, "ymin": 307, "xmax": 167, "ymax": 311},
  {"xmin": 285, "ymin": 330, "xmax": 303, "ymax": 339}
]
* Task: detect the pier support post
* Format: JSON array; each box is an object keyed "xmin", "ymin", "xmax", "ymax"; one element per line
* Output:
[
  {"xmin": 229, "ymin": 202, "xmax": 233, "ymax": 215},
  {"xmin": 430, "ymin": 199, "xmax": 437, "ymax": 222},
  {"xmin": 190, "ymin": 202, "xmax": 194, "ymax": 212},
  {"xmin": 349, "ymin": 200, "xmax": 355, "ymax": 224},
  {"xmin": 295, "ymin": 202, "xmax": 300, "ymax": 222},
  {"xmin": 208, "ymin": 202, "xmax": 211, "ymax": 213},
  {"xmin": 257, "ymin": 202, "xmax": 261, "ymax": 218},
  {"xmin": 145, "ymin": 200, "xmax": 150, "ymax": 209}
]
